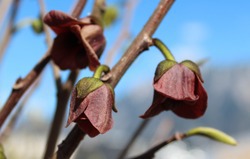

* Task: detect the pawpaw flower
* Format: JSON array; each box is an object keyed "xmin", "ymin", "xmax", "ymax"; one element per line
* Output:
[
  {"xmin": 43, "ymin": 10, "xmax": 106, "ymax": 70},
  {"xmin": 141, "ymin": 60, "xmax": 207, "ymax": 119},
  {"xmin": 66, "ymin": 77, "xmax": 115, "ymax": 137}
]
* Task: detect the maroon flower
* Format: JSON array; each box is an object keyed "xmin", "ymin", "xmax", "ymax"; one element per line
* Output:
[
  {"xmin": 67, "ymin": 77, "xmax": 114, "ymax": 137},
  {"xmin": 43, "ymin": 10, "xmax": 106, "ymax": 70},
  {"xmin": 141, "ymin": 60, "xmax": 207, "ymax": 119}
]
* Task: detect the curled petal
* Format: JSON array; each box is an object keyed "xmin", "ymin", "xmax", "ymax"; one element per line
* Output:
[
  {"xmin": 43, "ymin": 10, "xmax": 90, "ymax": 34},
  {"xmin": 171, "ymin": 77, "xmax": 208, "ymax": 119},
  {"xmin": 140, "ymin": 91, "xmax": 168, "ymax": 119}
]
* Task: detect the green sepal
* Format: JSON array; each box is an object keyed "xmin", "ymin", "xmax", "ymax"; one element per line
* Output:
[
  {"xmin": 31, "ymin": 19, "xmax": 44, "ymax": 34},
  {"xmin": 181, "ymin": 60, "xmax": 204, "ymax": 82},
  {"xmin": 105, "ymin": 83, "xmax": 118, "ymax": 112},
  {"xmin": 76, "ymin": 77, "xmax": 104, "ymax": 99},
  {"xmin": 154, "ymin": 60, "xmax": 177, "ymax": 81},
  {"xmin": 186, "ymin": 127, "xmax": 237, "ymax": 146}
]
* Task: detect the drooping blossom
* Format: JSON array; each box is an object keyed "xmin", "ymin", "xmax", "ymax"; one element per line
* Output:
[
  {"xmin": 141, "ymin": 60, "xmax": 207, "ymax": 119},
  {"xmin": 67, "ymin": 77, "xmax": 114, "ymax": 137},
  {"xmin": 43, "ymin": 10, "xmax": 106, "ymax": 70}
]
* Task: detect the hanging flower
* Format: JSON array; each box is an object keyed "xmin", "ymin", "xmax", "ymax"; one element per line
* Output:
[
  {"xmin": 141, "ymin": 60, "xmax": 207, "ymax": 119},
  {"xmin": 67, "ymin": 65, "xmax": 116, "ymax": 137},
  {"xmin": 66, "ymin": 77, "xmax": 115, "ymax": 137},
  {"xmin": 43, "ymin": 10, "xmax": 106, "ymax": 70}
]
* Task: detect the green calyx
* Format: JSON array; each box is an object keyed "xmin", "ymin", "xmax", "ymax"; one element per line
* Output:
[
  {"xmin": 154, "ymin": 60, "xmax": 177, "ymax": 81},
  {"xmin": 76, "ymin": 77, "xmax": 104, "ymax": 99},
  {"xmin": 181, "ymin": 60, "xmax": 204, "ymax": 82},
  {"xmin": 186, "ymin": 127, "xmax": 237, "ymax": 146}
]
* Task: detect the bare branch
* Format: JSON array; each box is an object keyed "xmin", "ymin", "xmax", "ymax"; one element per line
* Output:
[
  {"xmin": 129, "ymin": 133, "xmax": 186, "ymax": 159},
  {"xmin": 0, "ymin": 0, "xmax": 20, "ymax": 61},
  {"xmin": 51, "ymin": 125, "xmax": 86, "ymax": 159},
  {"xmin": 105, "ymin": 0, "xmax": 139, "ymax": 65},
  {"xmin": 118, "ymin": 119, "xmax": 151, "ymax": 159}
]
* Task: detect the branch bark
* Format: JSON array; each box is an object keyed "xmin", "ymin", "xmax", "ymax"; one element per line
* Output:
[
  {"xmin": 53, "ymin": 0, "xmax": 175, "ymax": 158},
  {"xmin": 129, "ymin": 133, "xmax": 186, "ymax": 159}
]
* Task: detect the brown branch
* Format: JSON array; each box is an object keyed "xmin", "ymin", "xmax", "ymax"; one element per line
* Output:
[
  {"xmin": 0, "ymin": 80, "xmax": 39, "ymax": 142},
  {"xmin": 53, "ymin": 0, "xmax": 175, "ymax": 157},
  {"xmin": 0, "ymin": 51, "xmax": 51, "ymax": 129},
  {"xmin": 71, "ymin": 0, "xmax": 87, "ymax": 18},
  {"xmin": 104, "ymin": 0, "xmax": 175, "ymax": 87},
  {"xmin": 129, "ymin": 133, "xmax": 186, "ymax": 159},
  {"xmin": 43, "ymin": 70, "xmax": 79, "ymax": 159},
  {"xmin": 0, "ymin": 0, "xmax": 13, "ymax": 28},
  {"xmin": 104, "ymin": 0, "xmax": 139, "ymax": 65},
  {"xmin": 51, "ymin": 125, "xmax": 86, "ymax": 159},
  {"xmin": 118, "ymin": 119, "xmax": 151, "ymax": 159},
  {"xmin": 0, "ymin": 0, "xmax": 20, "ymax": 61}
]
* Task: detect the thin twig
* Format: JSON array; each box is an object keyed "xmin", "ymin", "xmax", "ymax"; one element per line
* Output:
[
  {"xmin": 71, "ymin": 0, "xmax": 87, "ymax": 18},
  {"xmin": 53, "ymin": 0, "xmax": 175, "ymax": 157},
  {"xmin": 0, "ymin": 80, "xmax": 40, "ymax": 142},
  {"xmin": 129, "ymin": 133, "xmax": 186, "ymax": 159},
  {"xmin": 0, "ymin": 50, "xmax": 51, "ymax": 129},
  {"xmin": 105, "ymin": 0, "xmax": 139, "ymax": 65},
  {"xmin": 0, "ymin": 0, "xmax": 20, "ymax": 61},
  {"xmin": 118, "ymin": 119, "xmax": 151, "ymax": 159},
  {"xmin": 43, "ymin": 70, "xmax": 79, "ymax": 159},
  {"xmin": 0, "ymin": 0, "xmax": 13, "ymax": 28},
  {"xmin": 51, "ymin": 125, "xmax": 86, "ymax": 159}
]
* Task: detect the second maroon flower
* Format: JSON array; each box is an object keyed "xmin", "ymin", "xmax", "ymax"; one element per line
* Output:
[{"xmin": 141, "ymin": 60, "xmax": 207, "ymax": 119}]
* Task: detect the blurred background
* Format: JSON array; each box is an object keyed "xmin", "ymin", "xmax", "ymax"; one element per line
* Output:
[{"xmin": 0, "ymin": 0, "xmax": 250, "ymax": 158}]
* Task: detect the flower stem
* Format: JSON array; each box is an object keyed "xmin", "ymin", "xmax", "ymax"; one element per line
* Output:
[
  {"xmin": 93, "ymin": 65, "xmax": 110, "ymax": 79},
  {"xmin": 153, "ymin": 38, "xmax": 175, "ymax": 61}
]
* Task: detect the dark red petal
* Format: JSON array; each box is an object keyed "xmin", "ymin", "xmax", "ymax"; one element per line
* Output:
[
  {"xmin": 154, "ymin": 64, "xmax": 198, "ymax": 101},
  {"xmin": 83, "ymin": 85, "xmax": 114, "ymax": 134},
  {"xmin": 140, "ymin": 91, "xmax": 169, "ymax": 119},
  {"xmin": 171, "ymin": 77, "xmax": 208, "ymax": 119},
  {"xmin": 50, "ymin": 32, "xmax": 88, "ymax": 70},
  {"xmin": 76, "ymin": 115, "xmax": 100, "ymax": 137},
  {"xmin": 70, "ymin": 24, "xmax": 103, "ymax": 71},
  {"xmin": 43, "ymin": 10, "xmax": 88, "ymax": 34},
  {"xmin": 67, "ymin": 88, "xmax": 88, "ymax": 126}
]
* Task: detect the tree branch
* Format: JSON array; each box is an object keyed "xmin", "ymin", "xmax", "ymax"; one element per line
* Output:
[
  {"xmin": 129, "ymin": 133, "xmax": 186, "ymax": 159},
  {"xmin": 104, "ymin": 0, "xmax": 175, "ymax": 87},
  {"xmin": 118, "ymin": 119, "xmax": 151, "ymax": 159},
  {"xmin": 51, "ymin": 125, "xmax": 86, "ymax": 159},
  {"xmin": 0, "ymin": 0, "xmax": 20, "ymax": 61},
  {"xmin": 53, "ymin": 0, "xmax": 175, "ymax": 157}
]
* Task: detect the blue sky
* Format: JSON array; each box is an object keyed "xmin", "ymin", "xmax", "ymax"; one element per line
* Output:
[{"xmin": 0, "ymin": 0, "xmax": 250, "ymax": 118}]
